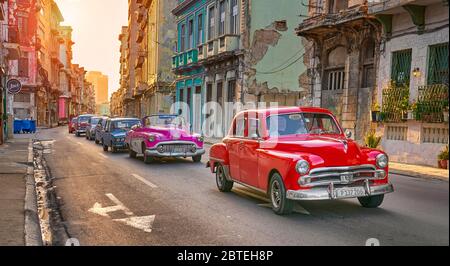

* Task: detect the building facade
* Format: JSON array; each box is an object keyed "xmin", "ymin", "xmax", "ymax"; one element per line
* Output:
[
  {"xmin": 296, "ymin": 0, "xmax": 382, "ymax": 142},
  {"xmin": 369, "ymin": 0, "xmax": 449, "ymax": 166},
  {"xmin": 173, "ymin": 0, "xmax": 309, "ymax": 137},
  {"xmin": 85, "ymin": 70, "xmax": 109, "ymax": 115}
]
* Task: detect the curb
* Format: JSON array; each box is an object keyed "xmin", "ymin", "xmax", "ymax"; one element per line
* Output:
[
  {"xmin": 389, "ymin": 169, "xmax": 449, "ymax": 182},
  {"xmin": 24, "ymin": 139, "xmax": 43, "ymax": 246}
]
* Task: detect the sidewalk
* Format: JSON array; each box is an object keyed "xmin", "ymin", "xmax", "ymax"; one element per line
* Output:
[
  {"xmin": 205, "ymin": 137, "xmax": 449, "ymax": 181},
  {"xmin": 0, "ymin": 135, "xmax": 41, "ymax": 246}
]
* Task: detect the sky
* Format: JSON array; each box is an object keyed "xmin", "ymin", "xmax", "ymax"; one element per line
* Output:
[{"xmin": 54, "ymin": 0, "xmax": 128, "ymax": 99}]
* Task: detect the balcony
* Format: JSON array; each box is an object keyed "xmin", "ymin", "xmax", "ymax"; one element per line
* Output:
[
  {"xmin": 218, "ymin": 35, "xmax": 239, "ymax": 54},
  {"xmin": 199, "ymin": 35, "xmax": 240, "ymax": 65},
  {"xmin": 296, "ymin": 4, "xmax": 369, "ymax": 37},
  {"xmin": 172, "ymin": 49, "xmax": 198, "ymax": 70},
  {"xmin": 134, "ymin": 81, "xmax": 149, "ymax": 96}
]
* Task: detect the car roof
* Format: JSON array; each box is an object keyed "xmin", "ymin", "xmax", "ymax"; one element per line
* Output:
[
  {"xmin": 78, "ymin": 114, "xmax": 94, "ymax": 117},
  {"xmin": 237, "ymin": 106, "xmax": 333, "ymax": 116},
  {"xmin": 109, "ymin": 117, "xmax": 140, "ymax": 121}
]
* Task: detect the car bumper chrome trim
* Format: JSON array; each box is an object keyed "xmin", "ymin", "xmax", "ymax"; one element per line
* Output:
[
  {"xmin": 286, "ymin": 182, "xmax": 394, "ymax": 201},
  {"xmin": 145, "ymin": 148, "xmax": 205, "ymax": 158}
]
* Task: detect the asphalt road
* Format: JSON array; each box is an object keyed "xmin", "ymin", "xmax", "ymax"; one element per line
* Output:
[{"xmin": 36, "ymin": 127, "xmax": 449, "ymax": 246}]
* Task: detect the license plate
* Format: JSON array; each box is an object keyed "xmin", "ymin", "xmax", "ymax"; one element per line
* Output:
[{"xmin": 334, "ymin": 187, "xmax": 366, "ymax": 198}]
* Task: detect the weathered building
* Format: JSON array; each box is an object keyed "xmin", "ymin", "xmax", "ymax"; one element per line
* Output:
[
  {"xmin": 173, "ymin": 0, "xmax": 309, "ymax": 137},
  {"xmin": 124, "ymin": 0, "xmax": 139, "ymax": 117},
  {"xmin": 116, "ymin": 26, "xmax": 128, "ymax": 117},
  {"xmin": 296, "ymin": 0, "xmax": 382, "ymax": 142},
  {"xmin": 369, "ymin": 0, "xmax": 449, "ymax": 166},
  {"xmin": 58, "ymin": 25, "xmax": 73, "ymax": 124},
  {"xmin": 0, "ymin": 0, "xmax": 8, "ymax": 143},
  {"xmin": 86, "ymin": 70, "xmax": 109, "ymax": 115},
  {"xmin": 5, "ymin": 0, "xmax": 38, "ymax": 124}
]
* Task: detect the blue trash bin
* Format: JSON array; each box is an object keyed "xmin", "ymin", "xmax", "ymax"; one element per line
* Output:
[
  {"xmin": 22, "ymin": 120, "xmax": 31, "ymax": 133},
  {"xmin": 14, "ymin": 120, "xmax": 23, "ymax": 134},
  {"xmin": 30, "ymin": 120, "xmax": 36, "ymax": 133}
]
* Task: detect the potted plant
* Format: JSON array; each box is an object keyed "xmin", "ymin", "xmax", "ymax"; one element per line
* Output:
[
  {"xmin": 371, "ymin": 102, "xmax": 381, "ymax": 122},
  {"xmin": 438, "ymin": 145, "xmax": 449, "ymax": 169},
  {"xmin": 364, "ymin": 130, "xmax": 382, "ymax": 149},
  {"xmin": 408, "ymin": 101, "xmax": 417, "ymax": 120},
  {"xmin": 400, "ymin": 95, "xmax": 410, "ymax": 121}
]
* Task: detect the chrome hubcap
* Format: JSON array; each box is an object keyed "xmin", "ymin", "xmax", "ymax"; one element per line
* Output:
[{"xmin": 271, "ymin": 180, "xmax": 281, "ymax": 209}]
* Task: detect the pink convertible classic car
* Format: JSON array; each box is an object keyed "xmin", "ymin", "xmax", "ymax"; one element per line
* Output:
[{"xmin": 126, "ymin": 114, "xmax": 205, "ymax": 163}]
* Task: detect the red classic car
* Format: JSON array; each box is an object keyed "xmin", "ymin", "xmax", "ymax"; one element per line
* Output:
[
  {"xmin": 68, "ymin": 116, "xmax": 78, "ymax": 134},
  {"xmin": 208, "ymin": 107, "xmax": 394, "ymax": 215}
]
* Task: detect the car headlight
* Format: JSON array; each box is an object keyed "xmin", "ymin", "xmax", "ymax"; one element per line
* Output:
[
  {"xmin": 376, "ymin": 154, "xmax": 388, "ymax": 168},
  {"xmin": 296, "ymin": 160, "xmax": 310, "ymax": 175},
  {"xmin": 190, "ymin": 145, "xmax": 197, "ymax": 153},
  {"xmin": 148, "ymin": 135, "xmax": 156, "ymax": 142},
  {"xmin": 197, "ymin": 136, "xmax": 204, "ymax": 143}
]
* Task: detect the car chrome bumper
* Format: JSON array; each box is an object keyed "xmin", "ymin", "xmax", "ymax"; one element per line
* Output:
[
  {"xmin": 286, "ymin": 182, "xmax": 394, "ymax": 201},
  {"xmin": 76, "ymin": 129, "xmax": 86, "ymax": 133},
  {"xmin": 145, "ymin": 148, "xmax": 205, "ymax": 158}
]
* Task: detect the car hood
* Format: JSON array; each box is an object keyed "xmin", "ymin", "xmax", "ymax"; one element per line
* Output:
[
  {"xmin": 267, "ymin": 135, "xmax": 366, "ymax": 166},
  {"xmin": 144, "ymin": 126, "xmax": 195, "ymax": 140}
]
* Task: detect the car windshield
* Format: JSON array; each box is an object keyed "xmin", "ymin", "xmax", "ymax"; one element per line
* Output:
[
  {"xmin": 266, "ymin": 113, "xmax": 341, "ymax": 137},
  {"xmin": 90, "ymin": 118, "xmax": 100, "ymax": 125},
  {"xmin": 79, "ymin": 116, "xmax": 91, "ymax": 123},
  {"xmin": 111, "ymin": 120, "xmax": 140, "ymax": 130},
  {"xmin": 144, "ymin": 115, "xmax": 185, "ymax": 128}
]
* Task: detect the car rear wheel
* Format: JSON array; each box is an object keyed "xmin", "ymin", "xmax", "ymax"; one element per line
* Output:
[
  {"xmin": 102, "ymin": 140, "xmax": 108, "ymax": 152},
  {"xmin": 269, "ymin": 173, "xmax": 293, "ymax": 215},
  {"xmin": 358, "ymin": 195, "xmax": 384, "ymax": 208},
  {"xmin": 216, "ymin": 164, "xmax": 233, "ymax": 192},
  {"xmin": 192, "ymin": 155, "xmax": 202, "ymax": 163},
  {"xmin": 95, "ymin": 138, "xmax": 99, "ymax": 144}
]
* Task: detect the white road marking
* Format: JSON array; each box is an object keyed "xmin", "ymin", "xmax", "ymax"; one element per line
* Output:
[
  {"xmin": 131, "ymin": 174, "xmax": 158, "ymax": 188},
  {"xmin": 89, "ymin": 193, "xmax": 155, "ymax": 233},
  {"xmin": 113, "ymin": 215, "xmax": 155, "ymax": 233},
  {"xmin": 88, "ymin": 193, "xmax": 133, "ymax": 217},
  {"xmin": 98, "ymin": 153, "xmax": 108, "ymax": 159}
]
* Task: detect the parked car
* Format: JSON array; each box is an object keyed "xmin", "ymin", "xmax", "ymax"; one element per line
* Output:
[
  {"xmin": 86, "ymin": 116, "xmax": 107, "ymax": 141},
  {"xmin": 74, "ymin": 114, "xmax": 94, "ymax": 137},
  {"xmin": 95, "ymin": 117, "xmax": 108, "ymax": 145},
  {"xmin": 126, "ymin": 114, "xmax": 205, "ymax": 164},
  {"xmin": 207, "ymin": 107, "xmax": 394, "ymax": 215},
  {"xmin": 102, "ymin": 117, "xmax": 141, "ymax": 153},
  {"xmin": 69, "ymin": 117, "xmax": 78, "ymax": 134}
]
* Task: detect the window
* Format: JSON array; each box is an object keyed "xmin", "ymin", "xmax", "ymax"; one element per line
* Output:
[
  {"xmin": 179, "ymin": 88, "xmax": 184, "ymax": 103},
  {"xmin": 188, "ymin": 19, "xmax": 194, "ymax": 49},
  {"xmin": 18, "ymin": 16, "xmax": 28, "ymax": 41},
  {"xmin": 391, "ymin": 49, "xmax": 412, "ymax": 85},
  {"xmin": 234, "ymin": 116, "xmax": 245, "ymax": 137},
  {"xmin": 428, "ymin": 43, "xmax": 449, "ymax": 85},
  {"xmin": 248, "ymin": 118, "xmax": 260, "ymax": 138},
  {"xmin": 227, "ymin": 80, "xmax": 236, "ymax": 102},
  {"xmin": 266, "ymin": 113, "xmax": 340, "ymax": 137},
  {"xmin": 217, "ymin": 82, "xmax": 223, "ymax": 107},
  {"xmin": 180, "ymin": 24, "xmax": 186, "ymax": 52},
  {"xmin": 206, "ymin": 83, "xmax": 213, "ymax": 103},
  {"xmin": 362, "ymin": 38, "xmax": 376, "ymax": 88},
  {"xmin": 326, "ymin": 69, "xmax": 345, "ymax": 90},
  {"xmin": 219, "ymin": 1, "xmax": 226, "ymax": 36},
  {"xmin": 230, "ymin": 0, "xmax": 238, "ymax": 34},
  {"xmin": 18, "ymin": 53, "xmax": 29, "ymax": 77},
  {"xmin": 208, "ymin": 6, "xmax": 215, "ymax": 40},
  {"xmin": 197, "ymin": 14, "xmax": 203, "ymax": 45}
]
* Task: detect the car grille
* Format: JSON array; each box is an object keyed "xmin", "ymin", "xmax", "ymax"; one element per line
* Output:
[
  {"xmin": 158, "ymin": 144, "xmax": 193, "ymax": 153},
  {"xmin": 304, "ymin": 165, "xmax": 380, "ymax": 187}
]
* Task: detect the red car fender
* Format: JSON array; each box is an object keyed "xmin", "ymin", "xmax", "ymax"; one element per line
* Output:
[{"xmin": 208, "ymin": 143, "xmax": 229, "ymax": 173}]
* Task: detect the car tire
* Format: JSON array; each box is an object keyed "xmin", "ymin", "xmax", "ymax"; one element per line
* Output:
[
  {"xmin": 103, "ymin": 140, "xmax": 108, "ymax": 152},
  {"xmin": 129, "ymin": 146, "xmax": 137, "ymax": 158},
  {"xmin": 358, "ymin": 195, "xmax": 384, "ymax": 208},
  {"xmin": 269, "ymin": 173, "xmax": 294, "ymax": 215},
  {"xmin": 75, "ymin": 132, "xmax": 79, "ymax": 137},
  {"xmin": 95, "ymin": 138, "xmax": 99, "ymax": 144},
  {"xmin": 216, "ymin": 164, "xmax": 233, "ymax": 192},
  {"xmin": 192, "ymin": 155, "xmax": 202, "ymax": 163}
]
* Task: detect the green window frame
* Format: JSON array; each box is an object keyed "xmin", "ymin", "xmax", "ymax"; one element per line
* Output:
[
  {"xmin": 391, "ymin": 49, "xmax": 412, "ymax": 85},
  {"xmin": 427, "ymin": 42, "xmax": 449, "ymax": 85}
]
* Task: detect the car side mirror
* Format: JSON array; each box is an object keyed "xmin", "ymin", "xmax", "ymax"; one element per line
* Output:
[{"xmin": 345, "ymin": 129, "xmax": 352, "ymax": 139}]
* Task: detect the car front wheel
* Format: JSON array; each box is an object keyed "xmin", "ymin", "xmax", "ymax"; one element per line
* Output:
[
  {"xmin": 129, "ymin": 146, "xmax": 137, "ymax": 158},
  {"xmin": 358, "ymin": 195, "xmax": 384, "ymax": 208},
  {"xmin": 269, "ymin": 173, "xmax": 293, "ymax": 215},
  {"xmin": 142, "ymin": 143, "xmax": 153, "ymax": 164},
  {"xmin": 102, "ymin": 140, "xmax": 108, "ymax": 152},
  {"xmin": 216, "ymin": 164, "xmax": 233, "ymax": 192},
  {"xmin": 192, "ymin": 155, "xmax": 202, "ymax": 163}
]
